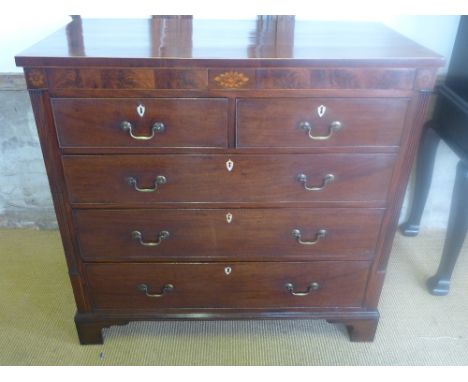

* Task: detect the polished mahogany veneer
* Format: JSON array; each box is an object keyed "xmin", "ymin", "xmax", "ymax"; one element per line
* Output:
[
  {"xmin": 74, "ymin": 208, "xmax": 384, "ymax": 261},
  {"xmin": 52, "ymin": 98, "xmax": 229, "ymax": 148},
  {"xmin": 236, "ymin": 98, "xmax": 409, "ymax": 148},
  {"xmin": 85, "ymin": 261, "xmax": 371, "ymax": 310},
  {"xmin": 62, "ymin": 154, "xmax": 396, "ymax": 204},
  {"xmin": 16, "ymin": 16, "xmax": 443, "ymax": 344}
]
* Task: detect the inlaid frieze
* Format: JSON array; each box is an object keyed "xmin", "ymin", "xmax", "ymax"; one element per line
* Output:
[{"xmin": 45, "ymin": 67, "xmax": 416, "ymax": 90}]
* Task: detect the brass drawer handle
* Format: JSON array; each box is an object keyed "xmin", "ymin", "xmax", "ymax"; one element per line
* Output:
[
  {"xmin": 285, "ymin": 282, "xmax": 320, "ymax": 296},
  {"xmin": 132, "ymin": 230, "xmax": 170, "ymax": 246},
  {"xmin": 291, "ymin": 228, "xmax": 327, "ymax": 245},
  {"xmin": 298, "ymin": 120, "xmax": 342, "ymax": 140},
  {"xmin": 127, "ymin": 175, "xmax": 167, "ymax": 192},
  {"xmin": 137, "ymin": 283, "xmax": 174, "ymax": 298},
  {"xmin": 120, "ymin": 120, "xmax": 165, "ymax": 140},
  {"xmin": 297, "ymin": 173, "xmax": 334, "ymax": 191}
]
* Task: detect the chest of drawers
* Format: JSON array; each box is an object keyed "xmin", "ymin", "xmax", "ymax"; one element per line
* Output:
[{"xmin": 16, "ymin": 16, "xmax": 443, "ymax": 344}]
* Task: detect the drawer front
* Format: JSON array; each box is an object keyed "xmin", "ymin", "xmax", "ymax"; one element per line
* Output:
[
  {"xmin": 52, "ymin": 98, "xmax": 228, "ymax": 148},
  {"xmin": 63, "ymin": 154, "xmax": 396, "ymax": 204},
  {"xmin": 74, "ymin": 208, "xmax": 384, "ymax": 261},
  {"xmin": 86, "ymin": 261, "xmax": 370, "ymax": 310},
  {"xmin": 237, "ymin": 98, "xmax": 409, "ymax": 148}
]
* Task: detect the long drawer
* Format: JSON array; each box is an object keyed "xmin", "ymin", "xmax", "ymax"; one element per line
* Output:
[
  {"xmin": 74, "ymin": 208, "xmax": 384, "ymax": 261},
  {"xmin": 237, "ymin": 98, "xmax": 409, "ymax": 148},
  {"xmin": 63, "ymin": 154, "xmax": 396, "ymax": 204},
  {"xmin": 85, "ymin": 261, "xmax": 370, "ymax": 310},
  {"xmin": 52, "ymin": 98, "xmax": 229, "ymax": 148}
]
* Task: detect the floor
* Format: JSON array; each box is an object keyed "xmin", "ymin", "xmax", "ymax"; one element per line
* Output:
[{"xmin": 0, "ymin": 228, "xmax": 467, "ymax": 365}]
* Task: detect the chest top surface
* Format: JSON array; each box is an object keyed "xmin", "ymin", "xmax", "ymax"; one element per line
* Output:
[{"xmin": 15, "ymin": 16, "xmax": 443, "ymax": 68}]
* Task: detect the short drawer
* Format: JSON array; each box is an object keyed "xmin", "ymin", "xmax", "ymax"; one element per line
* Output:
[
  {"xmin": 63, "ymin": 154, "xmax": 396, "ymax": 204},
  {"xmin": 74, "ymin": 208, "xmax": 384, "ymax": 261},
  {"xmin": 236, "ymin": 98, "xmax": 409, "ymax": 148},
  {"xmin": 85, "ymin": 261, "xmax": 370, "ymax": 310},
  {"xmin": 52, "ymin": 98, "xmax": 228, "ymax": 148}
]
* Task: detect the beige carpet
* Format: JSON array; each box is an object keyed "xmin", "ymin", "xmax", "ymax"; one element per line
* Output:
[{"xmin": 0, "ymin": 228, "xmax": 467, "ymax": 365}]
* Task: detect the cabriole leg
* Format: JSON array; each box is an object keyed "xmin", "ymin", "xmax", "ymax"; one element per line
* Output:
[
  {"xmin": 427, "ymin": 160, "xmax": 468, "ymax": 295},
  {"xmin": 400, "ymin": 121, "xmax": 441, "ymax": 236}
]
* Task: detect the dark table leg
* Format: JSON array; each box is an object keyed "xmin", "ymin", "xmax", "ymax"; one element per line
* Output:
[
  {"xmin": 400, "ymin": 121, "xmax": 441, "ymax": 236},
  {"xmin": 427, "ymin": 160, "xmax": 468, "ymax": 295}
]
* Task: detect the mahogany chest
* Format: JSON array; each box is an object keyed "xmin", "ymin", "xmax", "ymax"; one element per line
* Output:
[{"xmin": 16, "ymin": 16, "xmax": 443, "ymax": 344}]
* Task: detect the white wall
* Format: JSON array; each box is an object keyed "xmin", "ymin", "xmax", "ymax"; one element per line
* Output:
[
  {"xmin": 0, "ymin": 15, "xmax": 70, "ymax": 73},
  {"xmin": 382, "ymin": 16, "xmax": 460, "ymax": 73},
  {"xmin": 0, "ymin": 15, "xmax": 460, "ymax": 73}
]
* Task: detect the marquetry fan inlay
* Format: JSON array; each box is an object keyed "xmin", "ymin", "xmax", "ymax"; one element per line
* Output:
[{"xmin": 213, "ymin": 71, "xmax": 249, "ymax": 88}]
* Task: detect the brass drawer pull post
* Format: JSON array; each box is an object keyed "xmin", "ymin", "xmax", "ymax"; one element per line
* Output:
[
  {"xmin": 298, "ymin": 120, "xmax": 342, "ymax": 140},
  {"xmin": 297, "ymin": 173, "xmax": 334, "ymax": 191},
  {"xmin": 132, "ymin": 230, "xmax": 170, "ymax": 246},
  {"xmin": 291, "ymin": 228, "xmax": 327, "ymax": 245},
  {"xmin": 285, "ymin": 282, "xmax": 320, "ymax": 296},
  {"xmin": 137, "ymin": 283, "xmax": 174, "ymax": 298},
  {"xmin": 120, "ymin": 120, "xmax": 165, "ymax": 140},
  {"xmin": 127, "ymin": 175, "xmax": 167, "ymax": 192}
]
